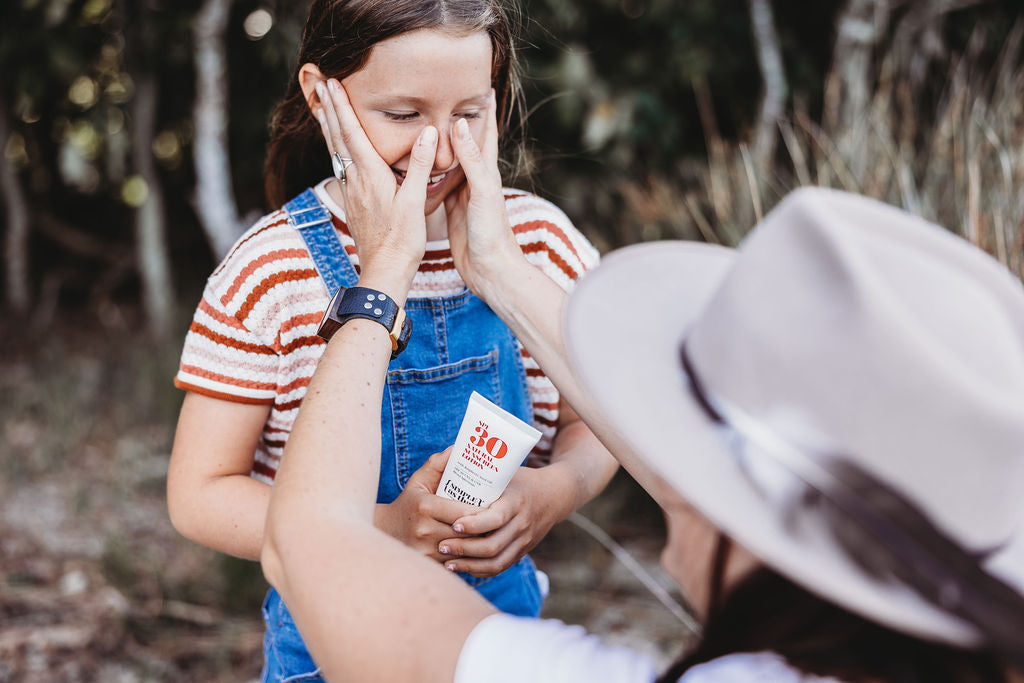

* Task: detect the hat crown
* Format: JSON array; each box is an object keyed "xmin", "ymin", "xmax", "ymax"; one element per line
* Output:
[{"xmin": 688, "ymin": 188, "xmax": 1024, "ymax": 550}]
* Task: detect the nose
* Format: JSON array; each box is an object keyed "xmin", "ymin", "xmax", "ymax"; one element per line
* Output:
[{"xmin": 431, "ymin": 122, "xmax": 456, "ymax": 171}]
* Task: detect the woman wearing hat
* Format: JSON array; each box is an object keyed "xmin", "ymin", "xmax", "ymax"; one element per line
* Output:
[{"xmin": 259, "ymin": 85, "xmax": 1024, "ymax": 681}]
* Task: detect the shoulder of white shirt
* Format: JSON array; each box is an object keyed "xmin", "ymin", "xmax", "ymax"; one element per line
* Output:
[{"xmin": 456, "ymin": 614, "xmax": 844, "ymax": 683}]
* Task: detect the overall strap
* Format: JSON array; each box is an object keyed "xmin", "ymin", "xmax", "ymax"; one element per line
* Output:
[{"xmin": 284, "ymin": 188, "xmax": 358, "ymax": 293}]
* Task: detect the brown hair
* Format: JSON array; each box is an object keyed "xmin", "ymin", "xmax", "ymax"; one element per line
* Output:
[
  {"xmin": 658, "ymin": 536, "xmax": 1009, "ymax": 683},
  {"xmin": 264, "ymin": 0, "xmax": 523, "ymax": 209}
]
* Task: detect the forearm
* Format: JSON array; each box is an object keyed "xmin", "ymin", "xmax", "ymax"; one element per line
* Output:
[
  {"xmin": 261, "ymin": 329, "xmax": 494, "ymax": 681},
  {"xmin": 477, "ymin": 257, "xmax": 639, "ymax": 465},
  {"xmin": 169, "ymin": 474, "xmax": 269, "ymax": 561},
  {"xmin": 264, "ymin": 495, "xmax": 492, "ymax": 682},
  {"xmin": 477, "ymin": 258, "xmax": 577, "ymax": 408},
  {"xmin": 544, "ymin": 419, "xmax": 619, "ymax": 515},
  {"xmin": 262, "ymin": 269, "xmax": 494, "ymax": 680}
]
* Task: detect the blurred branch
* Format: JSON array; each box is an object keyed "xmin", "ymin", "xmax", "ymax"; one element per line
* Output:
[
  {"xmin": 568, "ymin": 512, "xmax": 701, "ymax": 635},
  {"xmin": 890, "ymin": 0, "xmax": 988, "ymax": 93},
  {"xmin": 34, "ymin": 212, "xmax": 129, "ymax": 264},
  {"xmin": 193, "ymin": 0, "xmax": 244, "ymax": 259},
  {"xmin": 0, "ymin": 98, "xmax": 31, "ymax": 314}
]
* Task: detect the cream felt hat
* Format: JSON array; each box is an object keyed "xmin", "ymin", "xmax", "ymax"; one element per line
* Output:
[{"xmin": 564, "ymin": 187, "xmax": 1024, "ymax": 655}]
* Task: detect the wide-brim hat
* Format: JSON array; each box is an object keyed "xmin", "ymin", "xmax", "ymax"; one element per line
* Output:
[{"xmin": 564, "ymin": 187, "xmax": 1024, "ymax": 647}]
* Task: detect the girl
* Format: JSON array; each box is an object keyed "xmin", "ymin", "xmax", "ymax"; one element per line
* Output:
[{"xmin": 166, "ymin": 1, "xmax": 617, "ymax": 680}]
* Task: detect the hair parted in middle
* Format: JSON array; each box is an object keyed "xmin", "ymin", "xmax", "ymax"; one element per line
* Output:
[{"xmin": 264, "ymin": 0, "xmax": 525, "ymax": 209}]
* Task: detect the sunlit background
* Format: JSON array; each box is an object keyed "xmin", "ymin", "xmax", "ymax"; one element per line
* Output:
[{"xmin": 2, "ymin": 0, "xmax": 1023, "ymax": 679}]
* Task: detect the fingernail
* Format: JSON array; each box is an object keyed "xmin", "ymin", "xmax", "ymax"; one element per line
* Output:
[
  {"xmin": 456, "ymin": 118, "xmax": 471, "ymax": 140},
  {"xmin": 452, "ymin": 523, "xmax": 464, "ymax": 533},
  {"xmin": 316, "ymin": 82, "xmax": 326, "ymax": 99},
  {"xmin": 445, "ymin": 563, "xmax": 457, "ymax": 572},
  {"xmin": 328, "ymin": 79, "xmax": 339, "ymax": 92},
  {"xmin": 419, "ymin": 125, "xmax": 437, "ymax": 146},
  {"xmin": 439, "ymin": 545, "xmax": 450, "ymax": 555}
]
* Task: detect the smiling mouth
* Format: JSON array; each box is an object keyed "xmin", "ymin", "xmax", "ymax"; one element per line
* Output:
[{"xmin": 393, "ymin": 168, "xmax": 450, "ymax": 186}]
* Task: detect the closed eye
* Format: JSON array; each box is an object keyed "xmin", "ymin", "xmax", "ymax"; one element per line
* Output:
[
  {"xmin": 456, "ymin": 111, "xmax": 481, "ymax": 120},
  {"xmin": 382, "ymin": 111, "xmax": 419, "ymax": 121}
]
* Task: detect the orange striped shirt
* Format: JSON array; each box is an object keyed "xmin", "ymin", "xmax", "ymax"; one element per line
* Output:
[{"xmin": 175, "ymin": 181, "xmax": 600, "ymax": 483}]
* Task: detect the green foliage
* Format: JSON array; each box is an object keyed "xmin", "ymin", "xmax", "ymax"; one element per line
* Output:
[{"xmin": 1, "ymin": 0, "xmax": 1023, "ymax": 310}]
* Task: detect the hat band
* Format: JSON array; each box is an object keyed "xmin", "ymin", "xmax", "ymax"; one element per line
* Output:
[{"xmin": 679, "ymin": 343, "xmax": 1024, "ymax": 661}]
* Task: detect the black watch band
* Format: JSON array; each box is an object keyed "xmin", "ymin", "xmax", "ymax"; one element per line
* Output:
[{"xmin": 317, "ymin": 286, "xmax": 412, "ymax": 359}]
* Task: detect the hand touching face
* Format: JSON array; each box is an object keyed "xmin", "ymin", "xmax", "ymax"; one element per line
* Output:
[{"xmin": 339, "ymin": 28, "xmax": 493, "ymax": 218}]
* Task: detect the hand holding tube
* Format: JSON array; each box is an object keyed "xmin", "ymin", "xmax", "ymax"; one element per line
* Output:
[{"xmin": 375, "ymin": 448, "xmax": 478, "ymax": 562}]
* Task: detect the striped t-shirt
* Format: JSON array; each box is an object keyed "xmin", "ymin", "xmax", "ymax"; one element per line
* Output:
[{"xmin": 174, "ymin": 181, "xmax": 600, "ymax": 483}]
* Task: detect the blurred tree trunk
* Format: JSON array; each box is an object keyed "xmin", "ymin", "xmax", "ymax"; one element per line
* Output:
[
  {"xmin": 747, "ymin": 0, "xmax": 787, "ymax": 176},
  {"xmin": 826, "ymin": 0, "xmax": 892, "ymax": 176},
  {"xmin": 0, "ymin": 98, "xmax": 31, "ymax": 314},
  {"xmin": 193, "ymin": 0, "xmax": 244, "ymax": 259},
  {"xmin": 131, "ymin": 74, "xmax": 174, "ymax": 340},
  {"xmin": 124, "ymin": 0, "xmax": 174, "ymax": 340}
]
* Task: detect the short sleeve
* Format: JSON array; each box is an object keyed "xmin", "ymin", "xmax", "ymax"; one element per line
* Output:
[
  {"xmin": 174, "ymin": 278, "xmax": 280, "ymax": 404},
  {"xmin": 454, "ymin": 614, "xmax": 658, "ymax": 683},
  {"xmin": 173, "ymin": 209, "xmax": 318, "ymax": 405},
  {"xmin": 506, "ymin": 191, "xmax": 600, "ymax": 293}
]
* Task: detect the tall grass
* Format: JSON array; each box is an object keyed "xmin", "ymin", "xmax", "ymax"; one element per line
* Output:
[{"xmin": 616, "ymin": 23, "xmax": 1024, "ymax": 280}]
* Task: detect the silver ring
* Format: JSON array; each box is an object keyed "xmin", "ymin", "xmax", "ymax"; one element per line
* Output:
[{"xmin": 332, "ymin": 153, "xmax": 355, "ymax": 183}]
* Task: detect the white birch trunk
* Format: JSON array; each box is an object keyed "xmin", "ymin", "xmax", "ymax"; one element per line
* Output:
[
  {"xmin": 747, "ymin": 0, "xmax": 787, "ymax": 174},
  {"xmin": 826, "ymin": 0, "xmax": 892, "ymax": 177},
  {"xmin": 193, "ymin": 0, "xmax": 243, "ymax": 259},
  {"xmin": 132, "ymin": 74, "xmax": 175, "ymax": 339}
]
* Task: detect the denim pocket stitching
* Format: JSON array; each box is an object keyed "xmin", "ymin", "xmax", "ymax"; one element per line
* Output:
[
  {"xmin": 266, "ymin": 596, "xmax": 322, "ymax": 683},
  {"xmin": 403, "ymin": 287, "xmax": 471, "ymax": 309},
  {"xmin": 387, "ymin": 381, "xmax": 408, "ymax": 488},
  {"xmin": 387, "ymin": 350, "xmax": 498, "ymax": 384},
  {"xmin": 279, "ymin": 669, "xmax": 324, "ymax": 683}
]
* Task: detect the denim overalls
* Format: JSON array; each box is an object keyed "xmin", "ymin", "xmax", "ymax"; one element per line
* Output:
[{"xmin": 261, "ymin": 189, "xmax": 544, "ymax": 682}]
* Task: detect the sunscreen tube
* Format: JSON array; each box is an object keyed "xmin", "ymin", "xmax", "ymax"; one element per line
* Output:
[{"xmin": 437, "ymin": 392, "xmax": 542, "ymax": 507}]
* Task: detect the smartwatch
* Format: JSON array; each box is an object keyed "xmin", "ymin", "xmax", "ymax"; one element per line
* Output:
[{"xmin": 317, "ymin": 286, "xmax": 412, "ymax": 359}]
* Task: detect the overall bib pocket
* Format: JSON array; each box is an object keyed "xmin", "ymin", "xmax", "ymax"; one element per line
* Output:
[{"xmin": 386, "ymin": 350, "xmax": 502, "ymax": 492}]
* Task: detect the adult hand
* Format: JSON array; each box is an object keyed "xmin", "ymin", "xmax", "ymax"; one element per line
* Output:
[
  {"xmin": 316, "ymin": 78, "xmax": 438, "ymax": 289},
  {"xmin": 375, "ymin": 448, "xmax": 479, "ymax": 562},
  {"xmin": 436, "ymin": 466, "xmax": 573, "ymax": 577},
  {"xmin": 445, "ymin": 90, "xmax": 526, "ymax": 300}
]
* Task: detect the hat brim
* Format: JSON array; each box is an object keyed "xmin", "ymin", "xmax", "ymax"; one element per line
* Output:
[{"xmin": 564, "ymin": 241, "xmax": 981, "ymax": 645}]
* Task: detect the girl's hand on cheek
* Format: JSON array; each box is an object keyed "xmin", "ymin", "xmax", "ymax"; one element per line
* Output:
[
  {"xmin": 445, "ymin": 91, "xmax": 524, "ymax": 298},
  {"xmin": 316, "ymin": 79, "xmax": 438, "ymax": 292}
]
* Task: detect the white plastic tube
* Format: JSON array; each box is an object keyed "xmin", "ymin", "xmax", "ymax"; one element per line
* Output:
[{"xmin": 436, "ymin": 391, "xmax": 542, "ymax": 507}]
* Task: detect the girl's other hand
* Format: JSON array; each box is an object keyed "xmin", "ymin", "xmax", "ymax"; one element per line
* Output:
[
  {"xmin": 316, "ymin": 78, "xmax": 438, "ymax": 292},
  {"xmin": 375, "ymin": 448, "xmax": 478, "ymax": 562},
  {"xmin": 445, "ymin": 90, "xmax": 525, "ymax": 300}
]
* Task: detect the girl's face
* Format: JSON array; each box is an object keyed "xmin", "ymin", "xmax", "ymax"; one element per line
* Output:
[{"xmin": 342, "ymin": 28, "xmax": 494, "ymax": 218}]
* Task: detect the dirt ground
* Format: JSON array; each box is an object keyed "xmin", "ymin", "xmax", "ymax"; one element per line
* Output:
[{"xmin": 0, "ymin": 326, "xmax": 693, "ymax": 681}]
